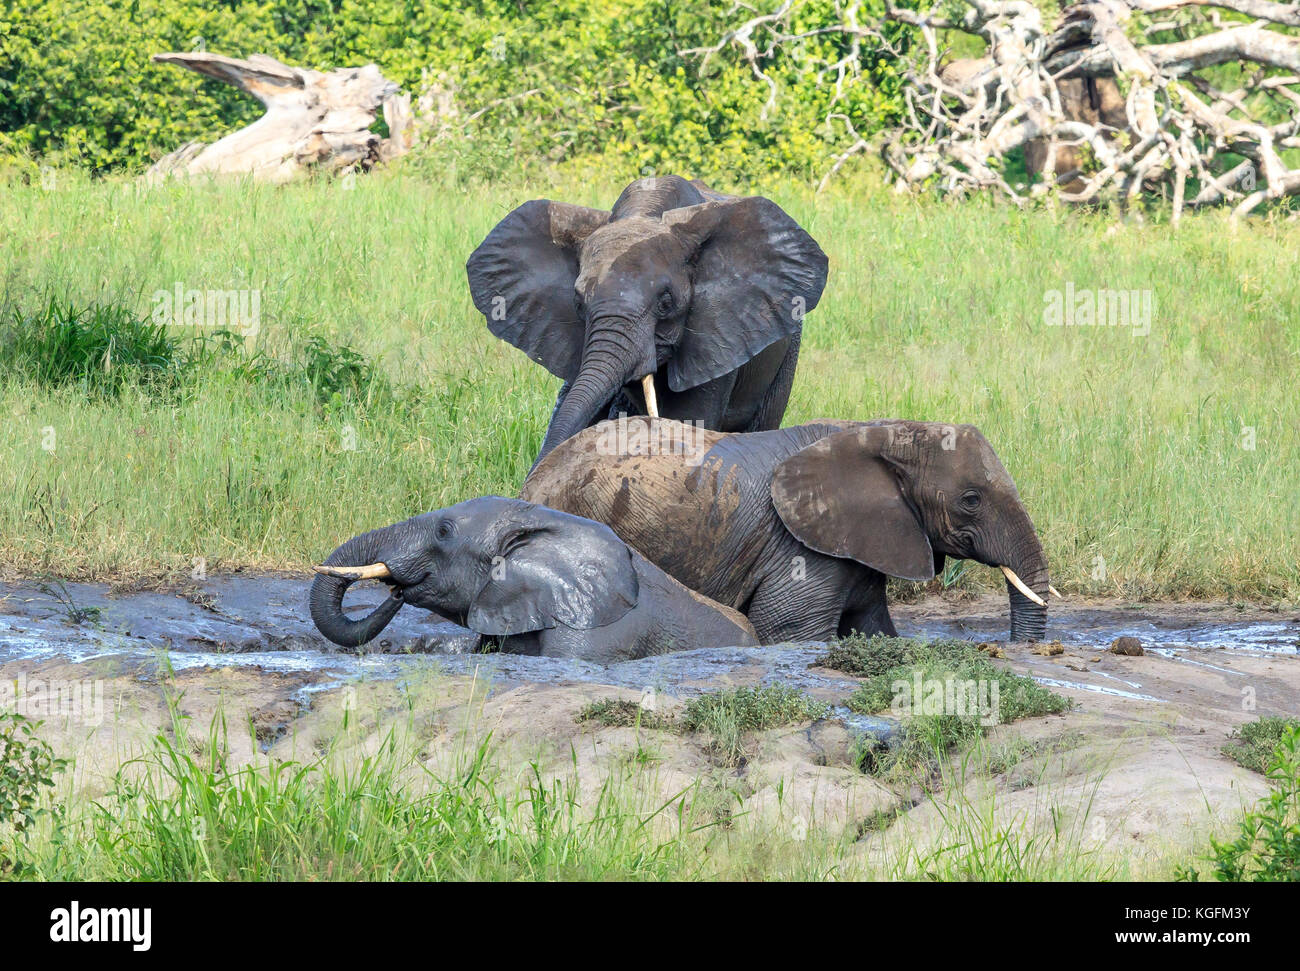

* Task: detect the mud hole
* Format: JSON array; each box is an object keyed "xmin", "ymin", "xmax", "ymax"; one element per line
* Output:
[{"xmin": 1, "ymin": 574, "xmax": 1296, "ymax": 873}]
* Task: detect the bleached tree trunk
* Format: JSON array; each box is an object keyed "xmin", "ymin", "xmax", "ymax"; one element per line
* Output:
[
  {"xmin": 687, "ymin": 0, "xmax": 1300, "ymax": 218},
  {"xmin": 148, "ymin": 52, "xmax": 405, "ymax": 183}
]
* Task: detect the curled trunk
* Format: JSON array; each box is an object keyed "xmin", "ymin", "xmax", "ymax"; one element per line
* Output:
[{"xmin": 309, "ymin": 528, "xmax": 403, "ymax": 647}]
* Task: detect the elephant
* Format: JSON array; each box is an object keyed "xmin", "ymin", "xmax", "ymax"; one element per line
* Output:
[
  {"xmin": 308, "ymin": 496, "xmax": 757, "ymax": 661},
  {"xmin": 466, "ymin": 175, "xmax": 829, "ymax": 463},
  {"xmin": 522, "ymin": 417, "xmax": 1058, "ymax": 644}
]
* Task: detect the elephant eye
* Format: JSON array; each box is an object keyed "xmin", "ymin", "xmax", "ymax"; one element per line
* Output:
[
  {"xmin": 960, "ymin": 490, "xmax": 981, "ymax": 511},
  {"xmin": 655, "ymin": 288, "xmax": 675, "ymax": 317},
  {"xmin": 435, "ymin": 519, "xmax": 454, "ymax": 541}
]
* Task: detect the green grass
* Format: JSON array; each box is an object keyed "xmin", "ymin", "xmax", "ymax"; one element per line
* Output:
[
  {"xmin": 680, "ymin": 685, "xmax": 831, "ymax": 768},
  {"xmin": 827, "ymin": 636, "xmax": 1070, "ymax": 781},
  {"xmin": 1, "ymin": 168, "xmax": 1297, "ymax": 598},
  {"xmin": 576, "ymin": 697, "xmax": 676, "ymax": 732},
  {"xmin": 1182, "ymin": 723, "xmax": 1300, "ymax": 881},
  {"xmin": 1223, "ymin": 717, "xmax": 1300, "ymax": 774}
]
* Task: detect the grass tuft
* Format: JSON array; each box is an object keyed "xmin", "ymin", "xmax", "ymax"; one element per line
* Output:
[
  {"xmin": 1222, "ymin": 716, "xmax": 1300, "ymax": 774},
  {"xmin": 827, "ymin": 636, "xmax": 1069, "ymax": 782},
  {"xmin": 680, "ymin": 685, "xmax": 831, "ymax": 768}
]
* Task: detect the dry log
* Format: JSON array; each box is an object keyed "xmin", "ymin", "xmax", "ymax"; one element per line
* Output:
[{"xmin": 148, "ymin": 52, "xmax": 403, "ymax": 182}]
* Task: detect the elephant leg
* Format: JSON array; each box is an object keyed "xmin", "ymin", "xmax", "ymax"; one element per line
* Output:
[
  {"xmin": 744, "ymin": 576, "xmax": 843, "ymax": 644},
  {"xmin": 744, "ymin": 331, "xmax": 800, "ymax": 432},
  {"xmin": 838, "ymin": 570, "xmax": 897, "ymax": 637},
  {"xmin": 838, "ymin": 603, "xmax": 898, "ymax": 638}
]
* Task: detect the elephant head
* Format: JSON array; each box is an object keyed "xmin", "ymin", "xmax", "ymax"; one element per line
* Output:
[
  {"xmin": 771, "ymin": 422, "xmax": 1056, "ymax": 641},
  {"xmin": 466, "ymin": 175, "xmax": 828, "ymax": 458},
  {"xmin": 309, "ymin": 497, "xmax": 638, "ymax": 647}
]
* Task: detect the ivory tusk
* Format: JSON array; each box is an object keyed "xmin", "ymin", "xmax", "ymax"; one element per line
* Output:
[
  {"xmin": 1049, "ymin": 584, "xmax": 1063, "ymax": 599},
  {"xmin": 641, "ymin": 374, "xmax": 659, "ymax": 419},
  {"xmin": 313, "ymin": 563, "xmax": 391, "ymax": 580},
  {"xmin": 1000, "ymin": 565, "xmax": 1047, "ymax": 607}
]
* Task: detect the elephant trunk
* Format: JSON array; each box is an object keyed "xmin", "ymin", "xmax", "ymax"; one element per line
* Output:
[
  {"xmin": 309, "ymin": 526, "xmax": 404, "ymax": 648},
  {"xmin": 537, "ymin": 320, "xmax": 648, "ymax": 461},
  {"xmin": 997, "ymin": 514, "xmax": 1050, "ymax": 642}
]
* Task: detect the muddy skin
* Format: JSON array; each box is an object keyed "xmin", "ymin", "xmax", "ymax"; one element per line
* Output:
[
  {"xmin": 523, "ymin": 417, "xmax": 1051, "ymax": 644},
  {"xmin": 465, "ymin": 175, "xmax": 828, "ymax": 464},
  {"xmin": 308, "ymin": 497, "xmax": 757, "ymax": 662}
]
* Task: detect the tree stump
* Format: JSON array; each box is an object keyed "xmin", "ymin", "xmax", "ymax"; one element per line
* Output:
[{"xmin": 147, "ymin": 52, "xmax": 404, "ymax": 183}]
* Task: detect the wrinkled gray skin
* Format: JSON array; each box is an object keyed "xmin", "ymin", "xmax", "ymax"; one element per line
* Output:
[
  {"xmin": 523, "ymin": 418, "xmax": 1051, "ymax": 644},
  {"xmin": 309, "ymin": 496, "xmax": 757, "ymax": 661},
  {"xmin": 466, "ymin": 176, "xmax": 828, "ymax": 464}
]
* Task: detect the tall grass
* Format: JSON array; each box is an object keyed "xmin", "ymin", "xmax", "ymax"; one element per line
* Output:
[
  {"xmin": 6, "ymin": 696, "xmax": 1148, "ymax": 881},
  {"xmin": 1, "ymin": 169, "xmax": 1296, "ymax": 598}
]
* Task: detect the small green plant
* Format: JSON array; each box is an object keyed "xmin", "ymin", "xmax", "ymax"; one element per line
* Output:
[
  {"xmin": 36, "ymin": 579, "xmax": 101, "ymax": 624},
  {"xmin": 1222, "ymin": 717, "xmax": 1300, "ymax": 774},
  {"xmin": 1179, "ymin": 723, "xmax": 1300, "ymax": 881},
  {"xmin": 576, "ymin": 698, "xmax": 676, "ymax": 732},
  {"xmin": 830, "ymin": 636, "xmax": 1068, "ymax": 782},
  {"xmin": 0, "ymin": 711, "xmax": 67, "ymax": 876},
  {"xmin": 680, "ymin": 685, "xmax": 830, "ymax": 768}
]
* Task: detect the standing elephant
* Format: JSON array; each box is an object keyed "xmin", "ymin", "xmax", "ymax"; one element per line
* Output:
[
  {"xmin": 523, "ymin": 418, "xmax": 1057, "ymax": 644},
  {"xmin": 466, "ymin": 175, "xmax": 829, "ymax": 462},
  {"xmin": 309, "ymin": 496, "xmax": 756, "ymax": 661}
]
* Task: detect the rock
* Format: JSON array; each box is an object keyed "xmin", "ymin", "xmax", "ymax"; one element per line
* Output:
[
  {"xmin": 1110, "ymin": 636, "xmax": 1145, "ymax": 656},
  {"xmin": 1089, "ymin": 656, "xmax": 1102, "ymax": 663},
  {"xmin": 1032, "ymin": 641, "xmax": 1066, "ymax": 656},
  {"xmin": 977, "ymin": 642, "xmax": 1005, "ymax": 658}
]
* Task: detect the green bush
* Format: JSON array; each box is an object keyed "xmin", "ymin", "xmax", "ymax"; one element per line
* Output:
[
  {"xmin": 681, "ymin": 685, "xmax": 831, "ymax": 767},
  {"xmin": 1180, "ymin": 724, "xmax": 1300, "ymax": 881},
  {"xmin": 827, "ymin": 636, "xmax": 1070, "ymax": 780},
  {"xmin": 1222, "ymin": 717, "xmax": 1300, "ymax": 775},
  {"xmin": 0, "ymin": 0, "xmax": 908, "ymax": 182},
  {"xmin": 0, "ymin": 711, "xmax": 66, "ymax": 876}
]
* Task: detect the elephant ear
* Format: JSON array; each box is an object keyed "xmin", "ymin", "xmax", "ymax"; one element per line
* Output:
[
  {"xmin": 770, "ymin": 426, "xmax": 935, "ymax": 582},
  {"xmin": 663, "ymin": 196, "xmax": 828, "ymax": 392},
  {"xmin": 466, "ymin": 199, "xmax": 610, "ymax": 381},
  {"xmin": 466, "ymin": 505, "xmax": 639, "ymax": 636}
]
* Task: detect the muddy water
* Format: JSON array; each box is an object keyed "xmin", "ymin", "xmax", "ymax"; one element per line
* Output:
[{"xmin": 1, "ymin": 575, "xmax": 1296, "ymax": 737}]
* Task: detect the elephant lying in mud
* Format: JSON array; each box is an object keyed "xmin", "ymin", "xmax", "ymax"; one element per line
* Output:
[
  {"xmin": 309, "ymin": 496, "xmax": 757, "ymax": 661},
  {"xmin": 466, "ymin": 175, "xmax": 828, "ymax": 463},
  {"xmin": 523, "ymin": 418, "xmax": 1059, "ymax": 644}
]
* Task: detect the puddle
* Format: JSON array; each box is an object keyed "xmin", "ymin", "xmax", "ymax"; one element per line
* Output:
[{"xmin": 1, "ymin": 576, "xmax": 1295, "ymax": 737}]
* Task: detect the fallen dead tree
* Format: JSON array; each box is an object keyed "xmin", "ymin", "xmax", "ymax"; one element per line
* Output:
[
  {"xmin": 148, "ymin": 52, "xmax": 405, "ymax": 182},
  {"xmin": 688, "ymin": 0, "xmax": 1300, "ymax": 218}
]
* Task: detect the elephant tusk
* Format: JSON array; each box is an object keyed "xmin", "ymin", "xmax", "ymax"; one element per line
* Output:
[
  {"xmin": 1049, "ymin": 584, "xmax": 1063, "ymax": 599},
  {"xmin": 313, "ymin": 563, "xmax": 391, "ymax": 580},
  {"xmin": 641, "ymin": 374, "xmax": 659, "ymax": 419},
  {"xmin": 1000, "ymin": 566, "xmax": 1047, "ymax": 607}
]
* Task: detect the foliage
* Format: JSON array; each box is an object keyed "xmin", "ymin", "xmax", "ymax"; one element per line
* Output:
[
  {"xmin": 828, "ymin": 636, "xmax": 1069, "ymax": 780},
  {"xmin": 0, "ymin": 710, "xmax": 67, "ymax": 876},
  {"xmin": 0, "ymin": 295, "xmax": 394, "ymax": 405},
  {"xmin": 576, "ymin": 697, "xmax": 676, "ymax": 732},
  {"xmin": 1222, "ymin": 717, "xmax": 1300, "ymax": 775},
  {"xmin": 1179, "ymin": 723, "xmax": 1300, "ymax": 881},
  {"xmin": 680, "ymin": 685, "xmax": 831, "ymax": 767},
  {"xmin": 0, "ymin": 0, "xmax": 907, "ymax": 182}
]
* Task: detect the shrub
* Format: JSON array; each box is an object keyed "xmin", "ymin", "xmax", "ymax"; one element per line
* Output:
[
  {"xmin": 1222, "ymin": 717, "xmax": 1300, "ymax": 775},
  {"xmin": 0, "ymin": 711, "xmax": 66, "ymax": 876},
  {"xmin": 1179, "ymin": 723, "xmax": 1300, "ymax": 881},
  {"xmin": 826, "ymin": 636, "xmax": 1069, "ymax": 781}
]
